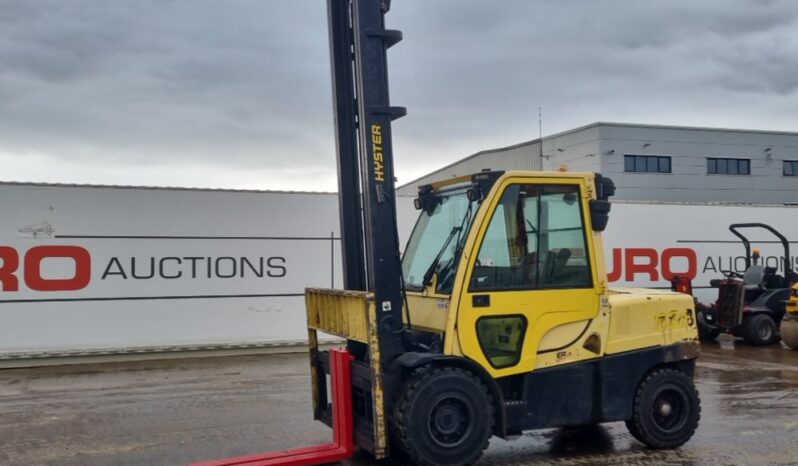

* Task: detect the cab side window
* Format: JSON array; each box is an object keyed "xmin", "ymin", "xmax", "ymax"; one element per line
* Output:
[{"xmin": 470, "ymin": 183, "xmax": 592, "ymax": 290}]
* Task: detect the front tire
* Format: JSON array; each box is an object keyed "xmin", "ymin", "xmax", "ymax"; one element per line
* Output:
[
  {"xmin": 698, "ymin": 322, "xmax": 720, "ymax": 342},
  {"xmin": 625, "ymin": 368, "xmax": 700, "ymax": 449},
  {"xmin": 393, "ymin": 366, "xmax": 494, "ymax": 466},
  {"xmin": 742, "ymin": 314, "xmax": 779, "ymax": 346},
  {"xmin": 696, "ymin": 306, "xmax": 720, "ymax": 342}
]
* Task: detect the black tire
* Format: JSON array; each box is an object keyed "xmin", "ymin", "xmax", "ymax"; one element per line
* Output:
[
  {"xmin": 393, "ymin": 366, "xmax": 494, "ymax": 466},
  {"xmin": 741, "ymin": 314, "xmax": 779, "ymax": 346},
  {"xmin": 625, "ymin": 368, "xmax": 700, "ymax": 449},
  {"xmin": 697, "ymin": 322, "xmax": 720, "ymax": 342}
]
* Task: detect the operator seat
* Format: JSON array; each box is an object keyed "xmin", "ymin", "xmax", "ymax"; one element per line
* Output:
[
  {"xmin": 551, "ymin": 248, "xmax": 572, "ymax": 281},
  {"xmin": 541, "ymin": 248, "xmax": 572, "ymax": 285},
  {"xmin": 743, "ymin": 265, "xmax": 766, "ymax": 291},
  {"xmin": 517, "ymin": 252, "xmax": 540, "ymax": 287}
]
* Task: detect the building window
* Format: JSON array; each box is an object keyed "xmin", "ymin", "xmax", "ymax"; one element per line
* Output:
[
  {"xmin": 784, "ymin": 161, "xmax": 798, "ymax": 176},
  {"xmin": 624, "ymin": 155, "xmax": 671, "ymax": 173},
  {"xmin": 707, "ymin": 158, "xmax": 750, "ymax": 175}
]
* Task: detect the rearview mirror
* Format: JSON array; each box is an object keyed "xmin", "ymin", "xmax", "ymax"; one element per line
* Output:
[{"xmin": 589, "ymin": 199, "xmax": 611, "ymax": 231}]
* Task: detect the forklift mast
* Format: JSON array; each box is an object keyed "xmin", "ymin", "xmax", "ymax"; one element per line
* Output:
[{"xmin": 327, "ymin": 0, "xmax": 407, "ymax": 365}]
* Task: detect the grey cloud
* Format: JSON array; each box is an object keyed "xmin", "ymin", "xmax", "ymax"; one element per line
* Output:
[
  {"xmin": 0, "ymin": 0, "xmax": 333, "ymax": 174},
  {"xmin": 0, "ymin": 0, "xmax": 797, "ymax": 190}
]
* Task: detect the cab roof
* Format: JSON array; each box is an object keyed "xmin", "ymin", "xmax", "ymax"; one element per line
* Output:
[{"xmin": 418, "ymin": 170, "xmax": 598, "ymax": 193}]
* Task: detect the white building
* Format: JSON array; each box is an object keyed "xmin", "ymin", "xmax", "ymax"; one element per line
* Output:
[{"xmin": 398, "ymin": 122, "xmax": 798, "ymax": 204}]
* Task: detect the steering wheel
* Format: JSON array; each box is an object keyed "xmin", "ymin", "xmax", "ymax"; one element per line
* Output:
[{"xmin": 721, "ymin": 270, "xmax": 743, "ymax": 280}]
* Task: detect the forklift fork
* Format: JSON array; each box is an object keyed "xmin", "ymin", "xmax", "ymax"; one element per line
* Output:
[{"xmin": 190, "ymin": 348, "xmax": 355, "ymax": 466}]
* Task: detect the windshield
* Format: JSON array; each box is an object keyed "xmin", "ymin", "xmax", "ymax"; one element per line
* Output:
[{"xmin": 402, "ymin": 189, "xmax": 479, "ymax": 293}]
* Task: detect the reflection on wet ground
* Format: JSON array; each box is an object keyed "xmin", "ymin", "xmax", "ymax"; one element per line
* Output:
[{"xmin": 1, "ymin": 336, "xmax": 797, "ymax": 466}]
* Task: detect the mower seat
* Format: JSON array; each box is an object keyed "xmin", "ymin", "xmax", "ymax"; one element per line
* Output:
[{"xmin": 743, "ymin": 265, "xmax": 766, "ymax": 291}]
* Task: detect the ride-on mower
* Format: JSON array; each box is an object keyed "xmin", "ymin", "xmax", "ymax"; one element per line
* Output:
[
  {"xmin": 695, "ymin": 223, "xmax": 797, "ymax": 346},
  {"xmin": 194, "ymin": 2, "xmax": 701, "ymax": 466}
]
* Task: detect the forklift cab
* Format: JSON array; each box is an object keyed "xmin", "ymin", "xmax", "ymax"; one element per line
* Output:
[{"xmin": 401, "ymin": 170, "xmax": 615, "ymax": 378}]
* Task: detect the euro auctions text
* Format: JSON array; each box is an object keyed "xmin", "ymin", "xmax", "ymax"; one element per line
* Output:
[{"xmin": 0, "ymin": 245, "xmax": 286, "ymax": 292}]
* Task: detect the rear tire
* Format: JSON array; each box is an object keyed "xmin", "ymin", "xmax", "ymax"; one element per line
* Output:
[
  {"xmin": 625, "ymin": 368, "xmax": 700, "ymax": 449},
  {"xmin": 393, "ymin": 366, "xmax": 494, "ymax": 466},
  {"xmin": 780, "ymin": 317, "xmax": 798, "ymax": 350},
  {"xmin": 741, "ymin": 314, "xmax": 779, "ymax": 346}
]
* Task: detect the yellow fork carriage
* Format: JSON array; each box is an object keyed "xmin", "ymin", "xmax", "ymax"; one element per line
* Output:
[{"xmin": 306, "ymin": 288, "xmax": 389, "ymax": 458}]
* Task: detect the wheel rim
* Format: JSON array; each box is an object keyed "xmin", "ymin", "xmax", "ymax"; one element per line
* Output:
[
  {"xmin": 427, "ymin": 394, "xmax": 474, "ymax": 448},
  {"xmin": 651, "ymin": 385, "xmax": 689, "ymax": 433},
  {"xmin": 756, "ymin": 319, "xmax": 773, "ymax": 341}
]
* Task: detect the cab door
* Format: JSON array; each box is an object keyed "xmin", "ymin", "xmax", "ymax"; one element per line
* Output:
[{"xmin": 456, "ymin": 177, "xmax": 601, "ymax": 378}]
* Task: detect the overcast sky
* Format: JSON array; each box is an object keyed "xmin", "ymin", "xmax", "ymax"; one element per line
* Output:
[{"xmin": 1, "ymin": 0, "xmax": 797, "ymax": 191}]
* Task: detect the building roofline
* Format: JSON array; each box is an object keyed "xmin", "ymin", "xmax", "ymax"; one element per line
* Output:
[
  {"xmin": 398, "ymin": 138, "xmax": 542, "ymax": 190},
  {"xmin": 594, "ymin": 121, "xmax": 798, "ymax": 138},
  {"xmin": 540, "ymin": 122, "xmax": 603, "ymax": 140},
  {"xmin": 0, "ymin": 180, "xmax": 334, "ymax": 195},
  {"xmin": 398, "ymin": 121, "xmax": 798, "ymax": 190},
  {"xmin": 537, "ymin": 121, "xmax": 798, "ymax": 141}
]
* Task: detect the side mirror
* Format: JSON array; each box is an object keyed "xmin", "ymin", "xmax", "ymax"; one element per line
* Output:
[
  {"xmin": 415, "ymin": 185, "xmax": 435, "ymax": 212},
  {"xmin": 590, "ymin": 174, "xmax": 615, "ymax": 231},
  {"xmin": 589, "ymin": 199, "xmax": 611, "ymax": 231},
  {"xmin": 414, "ymin": 188, "xmax": 439, "ymax": 214},
  {"xmin": 595, "ymin": 174, "xmax": 616, "ymax": 200}
]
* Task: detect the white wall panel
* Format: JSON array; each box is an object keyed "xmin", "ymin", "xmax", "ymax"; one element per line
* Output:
[{"xmin": 0, "ymin": 182, "xmax": 795, "ymax": 358}]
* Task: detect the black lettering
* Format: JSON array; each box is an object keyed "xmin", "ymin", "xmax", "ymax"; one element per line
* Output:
[
  {"xmin": 241, "ymin": 257, "xmax": 264, "ymax": 278},
  {"xmin": 159, "ymin": 257, "xmax": 182, "ymax": 279},
  {"xmin": 267, "ymin": 257, "xmax": 286, "ymax": 277},
  {"xmin": 183, "ymin": 256, "xmax": 203, "ymax": 278},
  {"xmin": 702, "ymin": 256, "xmax": 716, "ymax": 274},
  {"xmin": 102, "ymin": 257, "xmax": 127, "ymax": 279},
  {"xmin": 131, "ymin": 257, "xmax": 155, "ymax": 279},
  {"xmin": 215, "ymin": 257, "xmax": 237, "ymax": 278},
  {"xmin": 733, "ymin": 256, "xmax": 747, "ymax": 273}
]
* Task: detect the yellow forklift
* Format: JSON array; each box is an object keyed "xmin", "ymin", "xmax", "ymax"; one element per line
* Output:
[{"xmin": 197, "ymin": 2, "xmax": 700, "ymax": 465}]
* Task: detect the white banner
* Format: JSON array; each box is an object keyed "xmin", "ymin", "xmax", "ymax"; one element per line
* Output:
[
  {"xmin": 604, "ymin": 202, "xmax": 797, "ymax": 303},
  {"xmin": 0, "ymin": 183, "xmax": 794, "ymax": 356}
]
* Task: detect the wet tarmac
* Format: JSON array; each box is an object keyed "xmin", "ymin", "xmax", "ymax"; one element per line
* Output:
[{"xmin": 1, "ymin": 337, "xmax": 797, "ymax": 466}]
